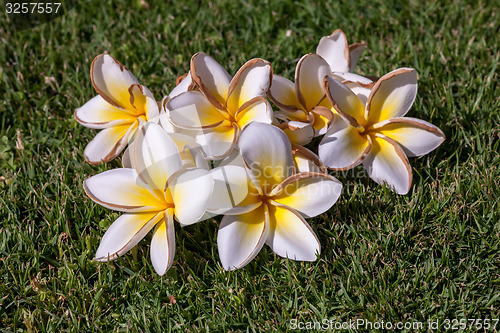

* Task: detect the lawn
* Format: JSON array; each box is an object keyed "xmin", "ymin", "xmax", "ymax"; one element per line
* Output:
[{"xmin": 0, "ymin": 0, "xmax": 499, "ymax": 331}]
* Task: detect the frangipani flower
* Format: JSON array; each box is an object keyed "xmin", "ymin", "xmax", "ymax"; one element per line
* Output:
[
  {"xmin": 268, "ymin": 29, "xmax": 371, "ymax": 145},
  {"xmin": 268, "ymin": 53, "xmax": 336, "ymax": 142},
  {"xmin": 84, "ymin": 123, "xmax": 214, "ymax": 275},
  {"xmin": 167, "ymin": 52, "xmax": 273, "ymax": 159},
  {"xmin": 217, "ymin": 122, "xmax": 342, "ymax": 270},
  {"xmin": 319, "ymin": 69, "xmax": 445, "ymax": 194},
  {"xmin": 75, "ymin": 54, "xmax": 160, "ymax": 164}
]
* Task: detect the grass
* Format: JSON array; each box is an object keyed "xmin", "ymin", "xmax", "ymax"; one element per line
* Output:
[{"xmin": 0, "ymin": 0, "xmax": 499, "ymax": 331}]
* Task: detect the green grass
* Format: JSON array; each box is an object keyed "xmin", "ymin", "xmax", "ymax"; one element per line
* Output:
[{"xmin": 1, "ymin": 0, "xmax": 499, "ymax": 331}]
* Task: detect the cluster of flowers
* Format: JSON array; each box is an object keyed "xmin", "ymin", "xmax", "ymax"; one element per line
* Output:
[{"xmin": 76, "ymin": 29, "xmax": 445, "ymax": 275}]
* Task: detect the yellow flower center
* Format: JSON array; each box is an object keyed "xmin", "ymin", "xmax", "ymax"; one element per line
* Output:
[
  {"xmin": 258, "ymin": 193, "xmax": 272, "ymax": 205},
  {"xmin": 224, "ymin": 111, "xmax": 237, "ymax": 124},
  {"xmin": 358, "ymin": 123, "xmax": 378, "ymax": 137}
]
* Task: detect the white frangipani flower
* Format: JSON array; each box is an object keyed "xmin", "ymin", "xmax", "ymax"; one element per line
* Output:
[
  {"xmin": 84, "ymin": 123, "xmax": 214, "ymax": 275},
  {"xmin": 319, "ymin": 69, "xmax": 445, "ymax": 195},
  {"xmin": 216, "ymin": 122, "xmax": 343, "ymax": 270},
  {"xmin": 268, "ymin": 29, "xmax": 372, "ymax": 145},
  {"xmin": 268, "ymin": 54, "xmax": 336, "ymax": 141},
  {"xmin": 167, "ymin": 52, "xmax": 273, "ymax": 159},
  {"xmin": 75, "ymin": 54, "xmax": 160, "ymax": 164}
]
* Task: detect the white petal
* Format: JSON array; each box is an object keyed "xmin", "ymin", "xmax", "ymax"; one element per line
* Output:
[
  {"xmin": 268, "ymin": 74, "xmax": 302, "ymax": 113},
  {"xmin": 132, "ymin": 123, "xmax": 182, "ymax": 192},
  {"xmin": 280, "ymin": 120, "xmax": 314, "ymax": 146},
  {"xmin": 238, "ymin": 122, "xmax": 294, "ymax": 194},
  {"xmin": 217, "ymin": 151, "xmax": 265, "ymax": 211},
  {"xmin": 318, "ymin": 118, "xmax": 371, "ymax": 170},
  {"xmin": 217, "ymin": 202, "xmax": 263, "ymax": 216},
  {"xmin": 194, "ymin": 123, "xmax": 238, "ymax": 160},
  {"xmin": 169, "ymin": 168, "xmax": 214, "ymax": 225},
  {"xmin": 235, "ymin": 97, "xmax": 273, "ymax": 129},
  {"xmin": 332, "ymin": 71, "xmax": 374, "ymax": 85},
  {"xmin": 316, "ymin": 29, "xmax": 350, "ymax": 72},
  {"xmin": 217, "ymin": 205, "xmax": 268, "ymax": 270},
  {"xmin": 208, "ymin": 165, "xmax": 260, "ymax": 215},
  {"xmin": 190, "ymin": 52, "xmax": 231, "ymax": 109},
  {"xmin": 272, "ymin": 173, "xmax": 342, "ymax": 218},
  {"xmin": 324, "ymin": 74, "xmax": 366, "ymax": 127},
  {"xmin": 144, "ymin": 95, "xmax": 160, "ymax": 123},
  {"xmin": 158, "ymin": 111, "xmax": 176, "ymax": 133},
  {"xmin": 344, "ymin": 81, "xmax": 372, "ymax": 107},
  {"xmin": 274, "ymin": 109, "xmax": 309, "ymax": 124},
  {"xmin": 292, "ymin": 145, "xmax": 324, "ymax": 173},
  {"xmin": 348, "ymin": 43, "xmax": 367, "ymax": 72},
  {"xmin": 84, "ymin": 123, "xmax": 137, "ymax": 164},
  {"xmin": 266, "ymin": 204, "xmax": 320, "ymax": 261},
  {"xmin": 168, "ymin": 72, "xmax": 194, "ymax": 100},
  {"xmin": 226, "ymin": 58, "xmax": 272, "ymax": 113},
  {"xmin": 75, "ymin": 95, "xmax": 136, "ymax": 129},
  {"xmin": 296, "ymin": 53, "xmax": 331, "ymax": 111},
  {"xmin": 84, "ymin": 168, "xmax": 164, "ymax": 212},
  {"xmin": 167, "ymin": 91, "xmax": 226, "ymax": 129},
  {"xmin": 363, "ymin": 134, "xmax": 412, "ymax": 195},
  {"xmin": 374, "ymin": 117, "xmax": 445, "ymax": 157},
  {"xmin": 150, "ymin": 209, "xmax": 176, "ymax": 275},
  {"xmin": 311, "ymin": 105, "xmax": 335, "ymax": 136},
  {"xmin": 366, "ymin": 68, "xmax": 418, "ymax": 125},
  {"xmin": 91, "ymin": 54, "xmax": 139, "ymax": 110},
  {"xmin": 128, "ymin": 84, "xmax": 155, "ymax": 117},
  {"xmin": 94, "ymin": 211, "xmax": 162, "ymax": 261}
]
